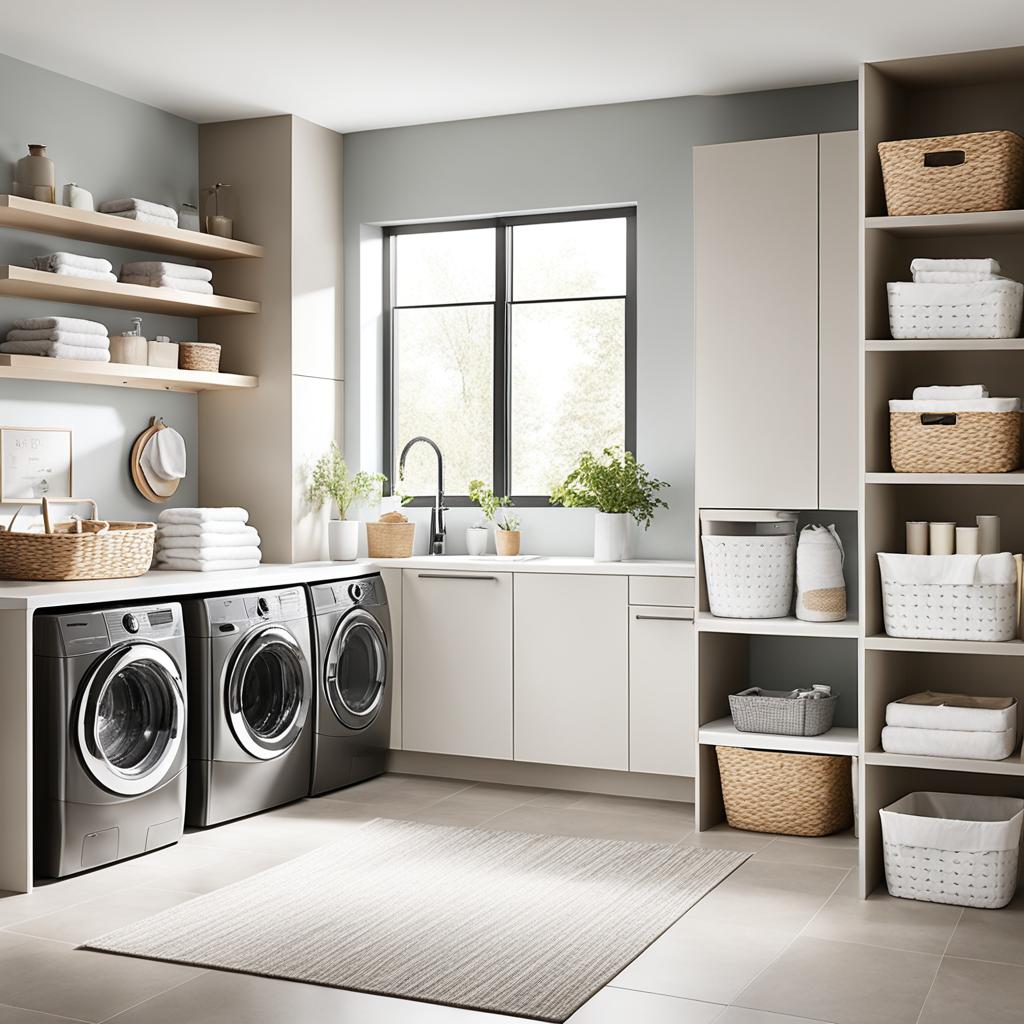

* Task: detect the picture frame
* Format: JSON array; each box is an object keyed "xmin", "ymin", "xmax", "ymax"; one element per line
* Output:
[{"xmin": 0, "ymin": 426, "xmax": 73, "ymax": 503}]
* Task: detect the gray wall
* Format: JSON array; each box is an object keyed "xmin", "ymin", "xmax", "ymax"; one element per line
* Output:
[
  {"xmin": 0, "ymin": 53, "xmax": 199, "ymax": 526},
  {"xmin": 343, "ymin": 82, "xmax": 857, "ymax": 558}
]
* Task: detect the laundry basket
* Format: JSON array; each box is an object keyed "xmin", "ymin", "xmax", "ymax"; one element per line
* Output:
[
  {"xmin": 700, "ymin": 510, "xmax": 798, "ymax": 618},
  {"xmin": 887, "ymin": 280, "xmax": 1024, "ymax": 340},
  {"xmin": 728, "ymin": 686, "xmax": 838, "ymax": 737},
  {"xmin": 881, "ymin": 792, "xmax": 1024, "ymax": 908}
]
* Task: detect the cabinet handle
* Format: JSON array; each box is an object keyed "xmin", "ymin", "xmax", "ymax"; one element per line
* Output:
[
  {"xmin": 634, "ymin": 612, "xmax": 694, "ymax": 622},
  {"xmin": 417, "ymin": 573, "xmax": 498, "ymax": 582}
]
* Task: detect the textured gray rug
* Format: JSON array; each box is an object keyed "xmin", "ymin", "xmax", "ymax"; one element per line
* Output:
[{"xmin": 84, "ymin": 818, "xmax": 749, "ymax": 1022}]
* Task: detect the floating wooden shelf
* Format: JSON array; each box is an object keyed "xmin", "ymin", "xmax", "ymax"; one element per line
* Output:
[
  {"xmin": 865, "ymin": 209, "xmax": 1024, "ymax": 237},
  {"xmin": 0, "ymin": 354, "xmax": 257, "ymax": 394},
  {"xmin": 866, "ymin": 471, "xmax": 1024, "ymax": 485},
  {"xmin": 697, "ymin": 612, "xmax": 860, "ymax": 639},
  {"xmin": 0, "ymin": 266, "xmax": 259, "ymax": 317},
  {"xmin": 866, "ymin": 339, "xmax": 1024, "ymax": 351},
  {"xmin": 699, "ymin": 717, "xmax": 860, "ymax": 756},
  {"xmin": 865, "ymin": 634, "xmax": 1024, "ymax": 656},
  {"xmin": 0, "ymin": 195, "xmax": 263, "ymax": 260},
  {"xmin": 864, "ymin": 748, "xmax": 1024, "ymax": 777}
]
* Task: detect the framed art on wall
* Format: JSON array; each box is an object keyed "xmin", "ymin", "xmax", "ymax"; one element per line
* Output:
[{"xmin": 0, "ymin": 427, "xmax": 73, "ymax": 503}]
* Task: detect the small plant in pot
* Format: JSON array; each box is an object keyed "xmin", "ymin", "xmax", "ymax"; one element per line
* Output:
[
  {"xmin": 307, "ymin": 442, "xmax": 385, "ymax": 561},
  {"xmin": 550, "ymin": 446, "xmax": 668, "ymax": 562},
  {"xmin": 494, "ymin": 508, "xmax": 521, "ymax": 556},
  {"xmin": 468, "ymin": 479, "xmax": 517, "ymax": 556}
]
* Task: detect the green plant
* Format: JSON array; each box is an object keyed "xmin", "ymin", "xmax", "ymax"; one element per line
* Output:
[
  {"xmin": 469, "ymin": 479, "xmax": 511, "ymax": 523},
  {"xmin": 307, "ymin": 443, "xmax": 385, "ymax": 520},
  {"xmin": 496, "ymin": 509, "xmax": 520, "ymax": 532},
  {"xmin": 549, "ymin": 447, "xmax": 668, "ymax": 529}
]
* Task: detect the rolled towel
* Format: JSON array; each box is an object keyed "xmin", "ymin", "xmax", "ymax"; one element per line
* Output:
[
  {"xmin": 13, "ymin": 317, "xmax": 107, "ymax": 335},
  {"xmin": 31, "ymin": 253, "xmax": 114, "ymax": 274},
  {"xmin": 120, "ymin": 275, "xmax": 214, "ymax": 295},
  {"xmin": 889, "ymin": 397, "xmax": 1020, "ymax": 414},
  {"xmin": 121, "ymin": 262, "xmax": 212, "ymax": 282},
  {"xmin": 910, "ymin": 257, "xmax": 1001, "ymax": 275},
  {"xmin": 155, "ymin": 521, "xmax": 258, "ymax": 538},
  {"xmin": 0, "ymin": 341, "xmax": 111, "ymax": 361},
  {"xmin": 155, "ymin": 557, "xmax": 262, "ymax": 572},
  {"xmin": 912, "ymin": 385, "xmax": 989, "ymax": 400},
  {"xmin": 156, "ymin": 530, "xmax": 259, "ymax": 549},
  {"xmin": 159, "ymin": 507, "xmax": 249, "ymax": 525},
  {"xmin": 157, "ymin": 545, "xmax": 262, "ymax": 562},
  {"xmin": 109, "ymin": 210, "xmax": 178, "ymax": 226},
  {"xmin": 98, "ymin": 198, "xmax": 178, "ymax": 220},
  {"xmin": 913, "ymin": 270, "xmax": 1004, "ymax": 284},
  {"xmin": 7, "ymin": 330, "xmax": 110, "ymax": 349}
]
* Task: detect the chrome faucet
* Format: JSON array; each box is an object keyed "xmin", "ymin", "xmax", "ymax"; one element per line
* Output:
[{"xmin": 398, "ymin": 436, "xmax": 447, "ymax": 555}]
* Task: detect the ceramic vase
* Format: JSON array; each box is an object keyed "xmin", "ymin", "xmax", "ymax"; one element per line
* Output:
[
  {"xmin": 495, "ymin": 530, "xmax": 521, "ymax": 556},
  {"xmin": 14, "ymin": 145, "xmax": 55, "ymax": 203},
  {"xmin": 594, "ymin": 512, "xmax": 628, "ymax": 562},
  {"xmin": 466, "ymin": 527, "xmax": 488, "ymax": 556},
  {"xmin": 329, "ymin": 518, "xmax": 360, "ymax": 561}
]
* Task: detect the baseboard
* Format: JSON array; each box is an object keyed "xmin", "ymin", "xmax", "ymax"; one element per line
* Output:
[{"xmin": 386, "ymin": 750, "xmax": 695, "ymax": 803}]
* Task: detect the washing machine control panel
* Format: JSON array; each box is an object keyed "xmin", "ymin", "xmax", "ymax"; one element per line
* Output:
[
  {"xmin": 205, "ymin": 587, "xmax": 307, "ymax": 628},
  {"xmin": 54, "ymin": 603, "xmax": 182, "ymax": 654},
  {"xmin": 311, "ymin": 575, "xmax": 384, "ymax": 613}
]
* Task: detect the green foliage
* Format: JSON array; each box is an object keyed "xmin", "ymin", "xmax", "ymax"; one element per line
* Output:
[
  {"xmin": 496, "ymin": 510, "xmax": 520, "ymax": 532},
  {"xmin": 549, "ymin": 447, "xmax": 668, "ymax": 529},
  {"xmin": 468, "ymin": 479, "xmax": 510, "ymax": 522},
  {"xmin": 307, "ymin": 443, "xmax": 386, "ymax": 520}
]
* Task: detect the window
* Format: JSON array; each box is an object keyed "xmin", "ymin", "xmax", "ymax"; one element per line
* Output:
[{"xmin": 384, "ymin": 208, "xmax": 635, "ymax": 502}]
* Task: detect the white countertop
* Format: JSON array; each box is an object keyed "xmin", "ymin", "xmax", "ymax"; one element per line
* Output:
[{"xmin": 0, "ymin": 555, "xmax": 695, "ymax": 610}]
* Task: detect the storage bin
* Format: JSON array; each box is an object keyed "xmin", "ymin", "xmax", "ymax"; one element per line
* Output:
[
  {"xmin": 729, "ymin": 686, "xmax": 838, "ymax": 737},
  {"xmin": 878, "ymin": 130, "xmax": 1024, "ymax": 216},
  {"xmin": 881, "ymin": 792, "xmax": 1024, "ymax": 909},
  {"xmin": 366, "ymin": 521, "xmax": 415, "ymax": 557},
  {"xmin": 877, "ymin": 552, "xmax": 1018, "ymax": 642},
  {"xmin": 716, "ymin": 746, "xmax": 853, "ymax": 837},
  {"xmin": 881, "ymin": 691, "xmax": 1018, "ymax": 761},
  {"xmin": 887, "ymin": 280, "xmax": 1024, "ymax": 340},
  {"xmin": 178, "ymin": 341, "xmax": 221, "ymax": 372},
  {"xmin": 700, "ymin": 511, "xmax": 798, "ymax": 619}
]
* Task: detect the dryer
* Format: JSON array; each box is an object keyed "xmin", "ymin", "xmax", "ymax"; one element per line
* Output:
[
  {"xmin": 309, "ymin": 573, "xmax": 392, "ymax": 795},
  {"xmin": 183, "ymin": 586, "xmax": 313, "ymax": 827},
  {"xmin": 33, "ymin": 603, "xmax": 187, "ymax": 878}
]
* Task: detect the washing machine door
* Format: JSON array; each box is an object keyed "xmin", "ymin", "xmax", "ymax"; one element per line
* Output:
[
  {"xmin": 76, "ymin": 643, "xmax": 185, "ymax": 797},
  {"xmin": 226, "ymin": 625, "xmax": 311, "ymax": 760},
  {"xmin": 323, "ymin": 609, "xmax": 387, "ymax": 730}
]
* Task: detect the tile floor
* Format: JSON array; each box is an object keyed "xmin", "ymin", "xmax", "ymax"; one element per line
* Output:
[{"xmin": 0, "ymin": 773, "xmax": 1021, "ymax": 1024}]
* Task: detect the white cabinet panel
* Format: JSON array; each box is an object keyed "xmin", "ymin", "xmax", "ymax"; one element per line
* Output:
[
  {"xmin": 380, "ymin": 567, "xmax": 403, "ymax": 750},
  {"xmin": 402, "ymin": 569, "xmax": 513, "ymax": 760},
  {"xmin": 628, "ymin": 606, "xmax": 695, "ymax": 777},
  {"xmin": 514, "ymin": 574, "xmax": 628, "ymax": 771}
]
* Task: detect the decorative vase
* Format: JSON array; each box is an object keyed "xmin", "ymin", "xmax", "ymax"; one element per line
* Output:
[
  {"xmin": 593, "ymin": 511, "xmax": 628, "ymax": 562},
  {"xmin": 178, "ymin": 203, "xmax": 200, "ymax": 231},
  {"xmin": 466, "ymin": 526, "xmax": 488, "ymax": 556},
  {"xmin": 495, "ymin": 530, "xmax": 521, "ymax": 556},
  {"xmin": 14, "ymin": 145, "xmax": 55, "ymax": 203},
  {"xmin": 329, "ymin": 518, "xmax": 360, "ymax": 561}
]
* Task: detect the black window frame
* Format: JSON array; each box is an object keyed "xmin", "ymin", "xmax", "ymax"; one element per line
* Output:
[{"xmin": 382, "ymin": 206, "xmax": 637, "ymax": 506}]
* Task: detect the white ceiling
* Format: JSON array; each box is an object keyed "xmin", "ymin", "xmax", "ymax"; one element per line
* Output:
[{"xmin": 4, "ymin": 1, "xmax": 1024, "ymax": 133}]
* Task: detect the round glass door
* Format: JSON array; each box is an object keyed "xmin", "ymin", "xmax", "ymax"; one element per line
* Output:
[
  {"xmin": 226, "ymin": 625, "xmax": 311, "ymax": 760},
  {"xmin": 324, "ymin": 609, "xmax": 387, "ymax": 730},
  {"xmin": 77, "ymin": 644, "xmax": 185, "ymax": 797}
]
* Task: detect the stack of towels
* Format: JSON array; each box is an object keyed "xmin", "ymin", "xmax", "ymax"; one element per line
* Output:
[
  {"xmin": 2, "ymin": 317, "xmax": 110, "ymax": 361},
  {"xmin": 910, "ymin": 257, "xmax": 1005, "ymax": 283},
  {"xmin": 882, "ymin": 691, "xmax": 1018, "ymax": 761},
  {"xmin": 154, "ymin": 507, "xmax": 262, "ymax": 572},
  {"xmin": 97, "ymin": 198, "xmax": 178, "ymax": 227},
  {"xmin": 30, "ymin": 252, "xmax": 115, "ymax": 283},
  {"xmin": 120, "ymin": 261, "xmax": 213, "ymax": 295}
]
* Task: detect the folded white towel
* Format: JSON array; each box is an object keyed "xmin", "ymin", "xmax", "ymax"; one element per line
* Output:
[
  {"xmin": 13, "ymin": 317, "xmax": 107, "ymax": 335},
  {"xmin": 881, "ymin": 724, "xmax": 1016, "ymax": 761},
  {"xmin": 877, "ymin": 552, "xmax": 1017, "ymax": 586},
  {"xmin": 155, "ymin": 557, "xmax": 262, "ymax": 572},
  {"xmin": 99, "ymin": 198, "xmax": 178, "ymax": 220},
  {"xmin": 155, "ymin": 521, "xmax": 258, "ymax": 538},
  {"xmin": 886, "ymin": 697, "xmax": 1017, "ymax": 733},
  {"xmin": 912, "ymin": 271, "xmax": 1004, "ymax": 284},
  {"xmin": 159, "ymin": 507, "xmax": 249, "ymax": 525},
  {"xmin": 0, "ymin": 341, "xmax": 111, "ymax": 361},
  {"xmin": 109, "ymin": 210, "xmax": 178, "ymax": 226},
  {"xmin": 31, "ymin": 253, "xmax": 114, "ymax": 274},
  {"xmin": 889, "ymin": 397, "xmax": 1020, "ymax": 414},
  {"xmin": 157, "ymin": 545, "xmax": 262, "ymax": 562},
  {"xmin": 911, "ymin": 385, "xmax": 989, "ymax": 400},
  {"xmin": 120, "ymin": 262, "xmax": 212, "ymax": 282},
  {"xmin": 910, "ymin": 258, "xmax": 1002, "ymax": 274},
  {"xmin": 7, "ymin": 330, "xmax": 109, "ymax": 349},
  {"xmin": 47, "ymin": 267, "xmax": 118, "ymax": 282},
  {"xmin": 120, "ymin": 275, "xmax": 214, "ymax": 295},
  {"xmin": 156, "ymin": 532, "xmax": 259, "ymax": 551}
]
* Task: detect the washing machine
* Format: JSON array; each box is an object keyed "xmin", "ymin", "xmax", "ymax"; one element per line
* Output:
[
  {"xmin": 183, "ymin": 586, "xmax": 313, "ymax": 827},
  {"xmin": 309, "ymin": 573, "xmax": 392, "ymax": 795},
  {"xmin": 33, "ymin": 603, "xmax": 188, "ymax": 879}
]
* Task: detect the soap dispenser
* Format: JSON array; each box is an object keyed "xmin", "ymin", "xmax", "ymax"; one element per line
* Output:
[
  {"xmin": 147, "ymin": 334, "xmax": 180, "ymax": 369},
  {"xmin": 110, "ymin": 317, "xmax": 149, "ymax": 366}
]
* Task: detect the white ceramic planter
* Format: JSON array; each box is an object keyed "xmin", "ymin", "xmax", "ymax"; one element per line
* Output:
[
  {"xmin": 593, "ymin": 512, "xmax": 628, "ymax": 562},
  {"xmin": 329, "ymin": 518, "xmax": 360, "ymax": 561},
  {"xmin": 466, "ymin": 527, "xmax": 489, "ymax": 556}
]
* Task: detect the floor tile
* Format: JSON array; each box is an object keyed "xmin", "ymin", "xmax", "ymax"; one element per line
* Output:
[
  {"xmin": 677, "ymin": 826, "xmax": 776, "ymax": 854},
  {"xmin": 0, "ymin": 1006, "xmax": 83, "ymax": 1024},
  {"xmin": 918, "ymin": 956, "xmax": 1024, "ymax": 1024},
  {"xmin": 399, "ymin": 783, "xmax": 553, "ymax": 827},
  {"xmin": 483, "ymin": 802, "xmax": 693, "ymax": 843},
  {"xmin": 714, "ymin": 1009, "xmax": 835, "ymax": 1024},
  {"xmin": 734, "ymin": 935, "xmax": 939, "ymax": 1024},
  {"xmin": 567, "ymin": 986, "xmax": 722, "ymax": 1022},
  {"xmin": 143, "ymin": 848, "xmax": 288, "ymax": 896},
  {"xmin": 562, "ymin": 793, "xmax": 695, "ymax": 824},
  {"xmin": 320, "ymin": 774, "xmax": 472, "ymax": 812},
  {"xmin": 945, "ymin": 891, "xmax": 1024, "ymax": 966},
  {"xmin": 754, "ymin": 837, "xmax": 859, "ymax": 870}
]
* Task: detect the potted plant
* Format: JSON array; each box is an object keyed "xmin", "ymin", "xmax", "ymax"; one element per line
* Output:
[
  {"xmin": 307, "ymin": 442, "xmax": 385, "ymax": 561},
  {"xmin": 468, "ymin": 479, "xmax": 514, "ymax": 556},
  {"xmin": 494, "ymin": 507, "xmax": 522, "ymax": 556},
  {"xmin": 550, "ymin": 447, "xmax": 668, "ymax": 562}
]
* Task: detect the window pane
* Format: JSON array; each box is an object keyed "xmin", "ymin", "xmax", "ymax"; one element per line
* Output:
[
  {"xmin": 395, "ymin": 305, "xmax": 493, "ymax": 496},
  {"xmin": 510, "ymin": 299, "xmax": 626, "ymax": 495},
  {"xmin": 512, "ymin": 217, "xmax": 627, "ymax": 301},
  {"xmin": 395, "ymin": 228, "xmax": 495, "ymax": 306}
]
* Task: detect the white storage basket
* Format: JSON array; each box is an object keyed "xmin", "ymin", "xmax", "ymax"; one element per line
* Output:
[
  {"xmin": 887, "ymin": 280, "xmax": 1024, "ymax": 339},
  {"xmin": 878, "ymin": 552, "xmax": 1018, "ymax": 642},
  {"xmin": 881, "ymin": 792, "xmax": 1024, "ymax": 909}
]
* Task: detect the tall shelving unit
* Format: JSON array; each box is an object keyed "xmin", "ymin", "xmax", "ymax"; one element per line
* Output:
[{"xmin": 859, "ymin": 45, "xmax": 1024, "ymax": 895}]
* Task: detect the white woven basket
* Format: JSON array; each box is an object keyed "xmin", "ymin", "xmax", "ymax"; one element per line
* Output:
[
  {"xmin": 701, "ymin": 533, "xmax": 795, "ymax": 618},
  {"xmin": 887, "ymin": 280, "xmax": 1024, "ymax": 339}
]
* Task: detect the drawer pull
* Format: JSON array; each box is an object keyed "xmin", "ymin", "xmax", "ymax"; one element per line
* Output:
[
  {"xmin": 634, "ymin": 612, "xmax": 694, "ymax": 622},
  {"xmin": 417, "ymin": 573, "xmax": 498, "ymax": 582}
]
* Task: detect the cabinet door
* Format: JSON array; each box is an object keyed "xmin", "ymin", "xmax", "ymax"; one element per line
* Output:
[
  {"xmin": 628, "ymin": 606, "xmax": 695, "ymax": 776},
  {"xmin": 379, "ymin": 568, "xmax": 403, "ymax": 750},
  {"xmin": 514, "ymin": 574, "xmax": 628, "ymax": 770},
  {"xmin": 402, "ymin": 569, "xmax": 513, "ymax": 759},
  {"xmin": 694, "ymin": 134, "xmax": 819, "ymax": 509},
  {"xmin": 819, "ymin": 130, "xmax": 860, "ymax": 511}
]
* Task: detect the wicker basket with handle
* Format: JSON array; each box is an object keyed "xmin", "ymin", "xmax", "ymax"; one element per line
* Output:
[
  {"xmin": 366, "ymin": 520, "xmax": 415, "ymax": 558},
  {"xmin": 0, "ymin": 497, "xmax": 155, "ymax": 580},
  {"xmin": 890, "ymin": 410, "xmax": 1021, "ymax": 473},
  {"xmin": 178, "ymin": 341, "xmax": 221, "ymax": 372}
]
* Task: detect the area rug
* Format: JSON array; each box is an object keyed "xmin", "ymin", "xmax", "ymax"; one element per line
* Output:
[{"xmin": 84, "ymin": 817, "xmax": 749, "ymax": 1022}]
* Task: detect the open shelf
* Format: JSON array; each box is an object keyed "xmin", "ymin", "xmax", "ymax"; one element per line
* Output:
[
  {"xmin": 0, "ymin": 354, "xmax": 257, "ymax": 393},
  {"xmin": 699, "ymin": 717, "xmax": 859, "ymax": 756},
  {"xmin": 866, "ymin": 471, "xmax": 1024, "ymax": 485},
  {"xmin": 865, "ymin": 209, "xmax": 1024, "ymax": 237},
  {"xmin": 697, "ymin": 612, "xmax": 860, "ymax": 639},
  {"xmin": 864, "ymin": 748, "xmax": 1024, "ymax": 776},
  {"xmin": 866, "ymin": 339, "xmax": 1024, "ymax": 351},
  {"xmin": 866, "ymin": 634, "xmax": 1024, "ymax": 656},
  {"xmin": 0, "ymin": 266, "xmax": 259, "ymax": 317},
  {"xmin": 0, "ymin": 195, "xmax": 263, "ymax": 260}
]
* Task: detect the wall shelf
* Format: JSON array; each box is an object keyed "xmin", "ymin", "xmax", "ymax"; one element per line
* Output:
[
  {"xmin": 0, "ymin": 195, "xmax": 263, "ymax": 260},
  {"xmin": 0, "ymin": 354, "xmax": 257, "ymax": 393},
  {"xmin": 0, "ymin": 266, "xmax": 259, "ymax": 317},
  {"xmin": 866, "ymin": 209, "xmax": 1024, "ymax": 237},
  {"xmin": 864, "ymin": 748, "xmax": 1024, "ymax": 777},
  {"xmin": 866, "ymin": 339, "xmax": 1024, "ymax": 351},
  {"xmin": 866, "ymin": 471, "xmax": 1024, "ymax": 485},
  {"xmin": 697, "ymin": 611, "xmax": 860, "ymax": 639},
  {"xmin": 865, "ymin": 634, "xmax": 1024, "ymax": 657},
  {"xmin": 699, "ymin": 717, "xmax": 859, "ymax": 756}
]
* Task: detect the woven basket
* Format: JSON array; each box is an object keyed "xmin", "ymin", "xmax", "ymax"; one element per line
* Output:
[
  {"xmin": 178, "ymin": 341, "xmax": 221, "ymax": 372},
  {"xmin": 366, "ymin": 521, "xmax": 415, "ymax": 558},
  {"xmin": 729, "ymin": 687, "xmax": 838, "ymax": 737},
  {"xmin": 701, "ymin": 533, "xmax": 795, "ymax": 618},
  {"xmin": 887, "ymin": 280, "xmax": 1024, "ymax": 340},
  {"xmin": 0, "ymin": 498, "xmax": 155, "ymax": 580},
  {"xmin": 716, "ymin": 746, "xmax": 853, "ymax": 837},
  {"xmin": 878, "ymin": 130, "xmax": 1024, "ymax": 216},
  {"xmin": 890, "ymin": 410, "xmax": 1021, "ymax": 473}
]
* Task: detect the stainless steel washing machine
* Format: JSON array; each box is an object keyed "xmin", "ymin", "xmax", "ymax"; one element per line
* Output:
[
  {"xmin": 33, "ymin": 603, "xmax": 188, "ymax": 878},
  {"xmin": 183, "ymin": 586, "xmax": 313, "ymax": 827},
  {"xmin": 309, "ymin": 574, "xmax": 392, "ymax": 795}
]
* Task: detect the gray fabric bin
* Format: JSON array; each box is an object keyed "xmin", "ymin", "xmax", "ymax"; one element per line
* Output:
[{"xmin": 729, "ymin": 687, "xmax": 838, "ymax": 737}]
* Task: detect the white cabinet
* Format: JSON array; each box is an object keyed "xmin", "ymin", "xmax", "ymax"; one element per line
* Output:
[
  {"xmin": 513, "ymin": 574, "xmax": 628, "ymax": 771},
  {"xmin": 379, "ymin": 567, "xmax": 403, "ymax": 749},
  {"xmin": 628, "ymin": 606, "xmax": 695, "ymax": 776},
  {"xmin": 402, "ymin": 569, "xmax": 513, "ymax": 760}
]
